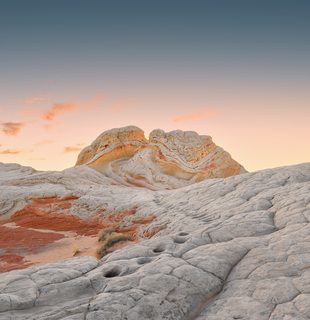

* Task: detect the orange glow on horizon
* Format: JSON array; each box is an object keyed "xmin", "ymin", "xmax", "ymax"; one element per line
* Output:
[{"xmin": 0, "ymin": 90, "xmax": 309, "ymax": 173}]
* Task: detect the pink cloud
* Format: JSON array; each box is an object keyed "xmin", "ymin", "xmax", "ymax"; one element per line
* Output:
[
  {"xmin": 0, "ymin": 149, "xmax": 21, "ymax": 155},
  {"xmin": 42, "ymin": 102, "xmax": 79, "ymax": 120},
  {"xmin": 1, "ymin": 122, "xmax": 25, "ymax": 136},
  {"xmin": 63, "ymin": 145, "xmax": 83, "ymax": 153},
  {"xmin": 173, "ymin": 110, "xmax": 216, "ymax": 123},
  {"xmin": 20, "ymin": 95, "xmax": 104, "ymax": 124}
]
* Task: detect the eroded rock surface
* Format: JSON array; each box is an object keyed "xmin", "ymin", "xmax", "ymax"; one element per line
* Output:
[
  {"xmin": 0, "ymin": 161, "xmax": 309, "ymax": 319},
  {"xmin": 76, "ymin": 126, "xmax": 246, "ymax": 189}
]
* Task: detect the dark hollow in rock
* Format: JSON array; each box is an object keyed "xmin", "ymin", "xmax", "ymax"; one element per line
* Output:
[
  {"xmin": 137, "ymin": 257, "xmax": 152, "ymax": 265},
  {"xmin": 178, "ymin": 232, "xmax": 189, "ymax": 236},
  {"xmin": 153, "ymin": 245, "xmax": 166, "ymax": 253},
  {"xmin": 173, "ymin": 236, "xmax": 188, "ymax": 244},
  {"xmin": 104, "ymin": 266, "xmax": 121, "ymax": 278}
]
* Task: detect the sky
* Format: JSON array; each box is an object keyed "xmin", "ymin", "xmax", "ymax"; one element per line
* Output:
[{"xmin": 0, "ymin": 0, "xmax": 309, "ymax": 172}]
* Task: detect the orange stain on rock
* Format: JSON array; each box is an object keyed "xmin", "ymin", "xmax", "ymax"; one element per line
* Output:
[
  {"xmin": 0, "ymin": 225, "xmax": 64, "ymax": 251},
  {"xmin": 12, "ymin": 210, "xmax": 104, "ymax": 236},
  {"xmin": 11, "ymin": 195, "xmax": 105, "ymax": 236},
  {"xmin": 0, "ymin": 254, "xmax": 32, "ymax": 273},
  {"xmin": 125, "ymin": 176, "xmax": 152, "ymax": 189},
  {"xmin": 0, "ymin": 225, "xmax": 64, "ymax": 273},
  {"xmin": 1, "ymin": 195, "xmax": 160, "ymax": 273}
]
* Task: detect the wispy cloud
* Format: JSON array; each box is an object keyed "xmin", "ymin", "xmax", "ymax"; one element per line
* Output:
[
  {"xmin": 0, "ymin": 149, "xmax": 21, "ymax": 155},
  {"xmin": 173, "ymin": 110, "xmax": 215, "ymax": 123},
  {"xmin": 42, "ymin": 102, "xmax": 79, "ymax": 120},
  {"xmin": 1, "ymin": 122, "xmax": 25, "ymax": 136},
  {"xmin": 63, "ymin": 144, "xmax": 84, "ymax": 153},
  {"xmin": 21, "ymin": 95, "xmax": 105, "ymax": 124},
  {"xmin": 108, "ymin": 97, "xmax": 140, "ymax": 112},
  {"xmin": 24, "ymin": 95, "xmax": 48, "ymax": 105}
]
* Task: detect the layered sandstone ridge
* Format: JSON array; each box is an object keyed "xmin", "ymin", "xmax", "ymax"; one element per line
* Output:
[{"xmin": 76, "ymin": 126, "xmax": 246, "ymax": 189}]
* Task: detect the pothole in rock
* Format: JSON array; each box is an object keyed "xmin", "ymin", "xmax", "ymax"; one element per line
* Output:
[
  {"xmin": 178, "ymin": 232, "xmax": 189, "ymax": 236},
  {"xmin": 173, "ymin": 236, "xmax": 188, "ymax": 244},
  {"xmin": 103, "ymin": 266, "xmax": 121, "ymax": 278},
  {"xmin": 137, "ymin": 257, "xmax": 152, "ymax": 265},
  {"xmin": 153, "ymin": 245, "xmax": 166, "ymax": 254}
]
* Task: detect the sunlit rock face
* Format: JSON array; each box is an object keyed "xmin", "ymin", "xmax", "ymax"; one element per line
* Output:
[{"xmin": 76, "ymin": 126, "xmax": 246, "ymax": 189}]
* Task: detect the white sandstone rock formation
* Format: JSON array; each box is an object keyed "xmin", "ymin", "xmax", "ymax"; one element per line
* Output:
[
  {"xmin": 0, "ymin": 159, "xmax": 309, "ymax": 319},
  {"xmin": 76, "ymin": 126, "xmax": 246, "ymax": 190}
]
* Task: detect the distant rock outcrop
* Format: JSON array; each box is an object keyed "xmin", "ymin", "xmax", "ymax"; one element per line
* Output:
[{"xmin": 76, "ymin": 126, "xmax": 246, "ymax": 189}]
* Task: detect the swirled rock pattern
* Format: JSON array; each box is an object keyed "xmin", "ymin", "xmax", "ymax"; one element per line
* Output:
[
  {"xmin": 76, "ymin": 126, "xmax": 246, "ymax": 190},
  {"xmin": 0, "ymin": 160, "xmax": 309, "ymax": 319}
]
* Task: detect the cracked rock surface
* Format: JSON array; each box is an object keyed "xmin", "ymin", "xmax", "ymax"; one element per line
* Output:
[{"xmin": 0, "ymin": 162, "xmax": 310, "ymax": 319}]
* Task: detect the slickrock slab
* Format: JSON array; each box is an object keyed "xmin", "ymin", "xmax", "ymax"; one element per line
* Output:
[
  {"xmin": 76, "ymin": 126, "xmax": 246, "ymax": 189},
  {"xmin": 0, "ymin": 162, "xmax": 309, "ymax": 319}
]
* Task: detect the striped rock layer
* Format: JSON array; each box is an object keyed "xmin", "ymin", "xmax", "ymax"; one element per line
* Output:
[{"xmin": 76, "ymin": 126, "xmax": 246, "ymax": 190}]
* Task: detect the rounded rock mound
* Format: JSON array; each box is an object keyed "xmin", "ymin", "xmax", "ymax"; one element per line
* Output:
[{"xmin": 76, "ymin": 126, "xmax": 246, "ymax": 189}]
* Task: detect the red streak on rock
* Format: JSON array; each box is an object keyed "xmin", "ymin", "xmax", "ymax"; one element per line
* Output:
[
  {"xmin": 12, "ymin": 210, "xmax": 104, "ymax": 236},
  {"xmin": 11, "ymin": 198, "xmax": 155, "ymax": 239},
  {"xmin": 1, "ymin": 195, "xmax": 160, "ymax": 272},
  {"xmin": 0, "ymin": 225, "xmax": 63, "ymax": 273},
  {"xmin": 11, "ymin": 195, "xmax": 104, "ymax": 236},
  {"xmin": 0, "ymin": 225, "xmax": 64, "ymax": 251},
  {"xmin": 157, "ymin": 148, "xmax": 167, "ymax": 161},
  {"xmin": 126, "ymin": 177, "xmax": 149, "ymax": 188},
  {"xmin": 0, "ymin": 254, "xmax": 32, "ymax": 273},
  {"xmin": 31, "ymin": 195, "xmax": 79, "ymax": 204}
]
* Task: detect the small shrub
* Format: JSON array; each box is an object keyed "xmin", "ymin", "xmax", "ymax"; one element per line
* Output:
[
  {"xmin": 96, "ymin": 231, "xmax": 131, "ymax": 258},
  {"xmin": 105, "ymin": 234, "xmax": 131, "ymax": 248},
  {"xmin": 98, "ymin": 228, "xmax": 115, "ymax": 242}
]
